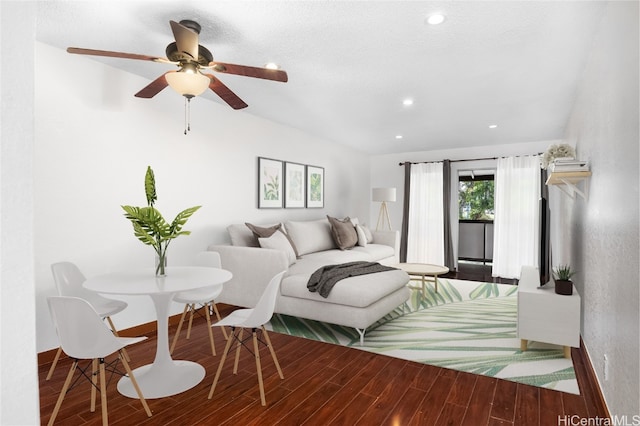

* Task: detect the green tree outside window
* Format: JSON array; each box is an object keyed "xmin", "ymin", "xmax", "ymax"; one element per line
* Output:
[{"xmin": 459, "ymin": 180, "xmax": 494, "ymax": 220}]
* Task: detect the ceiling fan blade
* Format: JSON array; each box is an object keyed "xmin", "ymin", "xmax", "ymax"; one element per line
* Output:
[
  {"xmin": 134, "ymin": 73, "xmax": 170, "ymax": 98},
  {"xmin": 210, "ymin": 62, "xmax": 288, "ymax": 83},
  {"xmin": 205, "ymin": 74, "xmax": 248, "ymax": 110},
  {"xmin": 170, "ymin": 20, "xmax": 199, "ymax": 61},
  {"xmin": 67, "ymin": 47, "xmax": 173, "ymax": 64}
]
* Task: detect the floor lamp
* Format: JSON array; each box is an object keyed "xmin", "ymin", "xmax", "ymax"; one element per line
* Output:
[{"xmin": 372, "ymin": 187, "xmax": 396, "ymax": 231}]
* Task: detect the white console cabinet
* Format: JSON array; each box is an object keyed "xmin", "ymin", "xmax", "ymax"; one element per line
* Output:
[{"xmin": 517, "ymin": 266, "xmax": 581, "ymax": 358}]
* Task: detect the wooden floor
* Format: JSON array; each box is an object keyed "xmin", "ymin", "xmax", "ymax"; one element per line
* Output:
[
  {"xmin": 444, "ymin": 261, "xmax": 518, "ymax": 285},
  {"xmin": 39, "ymin": 304, "xmax": 607, "ymax": 426}
]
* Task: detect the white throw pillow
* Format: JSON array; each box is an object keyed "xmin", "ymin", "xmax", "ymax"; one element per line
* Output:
[
  {"xmin": 355, "ymin": 224, "xmax": 368, "ymax": 247},
  {"xmin": 258, "ymin": 231, "xmax": 297, "ymax": 265},
  {"xmin": 361, "ymin": 224, "xmax": 374, "ymax": 243}
]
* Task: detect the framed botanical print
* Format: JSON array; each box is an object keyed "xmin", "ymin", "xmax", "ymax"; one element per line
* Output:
[
  {"xmin": 306, "ymin": 165, "xmax": 324, "ymax": 208},
  {"xmin": 285, "ymin": 162, "xmax": 306, "ymax": 208},
  {"xmin": 258, "ymin": 157, "xmax": 283, "ymax": 208}
]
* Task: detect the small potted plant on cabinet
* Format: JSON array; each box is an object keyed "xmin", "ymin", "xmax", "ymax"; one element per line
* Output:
[{"xmin": 553, "ymin": 265, "xmax": 576, "ymax": 295}]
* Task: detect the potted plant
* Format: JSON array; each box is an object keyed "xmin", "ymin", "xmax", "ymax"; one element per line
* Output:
[
  {"xmin": 553, "ymin": 265, "xmax": 576, "ymax": 295},
  {"xmin": 122, "ymin": 166, "xmax": 201, "ymax": 276}
]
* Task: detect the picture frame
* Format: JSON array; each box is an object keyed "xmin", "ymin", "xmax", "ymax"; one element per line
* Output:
[
  {"xmin": 258, "ymin": 157, "xmax": 283, "ymax": 208},
  {"xmin": 285, "ymin": 162, "xmax": 306, "ymax": 208},
  {"xmin": 306, "ymin": 165, "xmax": 324, "ymax": 208}
]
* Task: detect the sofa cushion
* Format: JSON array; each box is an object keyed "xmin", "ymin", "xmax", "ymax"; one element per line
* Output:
[
  {"xmin": 258, "ymin": 231, "xmax": 297, "ymax": 265},
  {"xmin": 228, "ymin": 223, "xmax": 260, "ymax": 247},
  {"xmin": 280, "ymin": 269, "xmax": 409, "ymax": 308},
  {"xmin": 301, "ymin": 249, "xmax": 370, "ymax": 264},
  {"xmin": 327, "ymin": 216, "xmax": 358, "ymax": 250},
  {"xmin": 286, "ymin": 244, "xmax": 395, "ymax": 279},
  {"xmin": 351, "ymin": 244, "xmax": 395, "ymax": 262},
  {"xmin": 285, "ymin": 219, "xmax": 337, "ymax": 256}
]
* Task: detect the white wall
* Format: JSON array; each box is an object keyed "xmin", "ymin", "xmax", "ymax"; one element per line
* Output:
[
  {"xmin": 0, "ymin": 2, "xmax": 40, "ymax": 424},
  {"xmin": 561, "ymin": 1, "xmax": 639, "ymax": 417},
  {"xmin": 34, "ymin": 42, "xmax": 371, "ymax": 352}
]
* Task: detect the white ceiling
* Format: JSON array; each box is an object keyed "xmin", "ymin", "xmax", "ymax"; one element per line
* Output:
[{"xmin": 35, "ymin": 1, "xmax": 607, "ymax": 155}]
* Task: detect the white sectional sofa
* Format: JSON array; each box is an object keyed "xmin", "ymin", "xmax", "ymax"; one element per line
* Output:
[{"xmin": 208, "ymin": 218, "xmax": 410, "ymax": 344}]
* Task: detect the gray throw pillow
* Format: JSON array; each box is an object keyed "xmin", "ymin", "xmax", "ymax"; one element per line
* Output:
[
  {"xmin": 245, "ymin": 222, "xmax": 300, "ymax": 258},
  {"xmin": 245, "ymin": 222, "xmax": 281, "ymax": 242},
  {"xmin": 327, "ymin": 215, "xmax": 358, "ymax": 250}
]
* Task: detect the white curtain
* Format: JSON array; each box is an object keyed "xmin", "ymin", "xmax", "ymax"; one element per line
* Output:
[
  {"xmin": 492, "ymin": 155, "xmax": 541, "ymax": 279},
  {"xmin": 407, "ymin": 162, "xmax": 444, "ymax": 264}
]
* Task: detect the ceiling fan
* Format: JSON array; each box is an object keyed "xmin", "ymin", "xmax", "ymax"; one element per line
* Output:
[{"xmin": 67, "ymin": 19, "xmax": 288, "ymax": 111}]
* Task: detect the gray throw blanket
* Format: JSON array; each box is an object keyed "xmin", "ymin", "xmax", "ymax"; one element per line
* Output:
[{"xmin": 307, "ymin": 261, "xmax": 397, "ymax": 298}]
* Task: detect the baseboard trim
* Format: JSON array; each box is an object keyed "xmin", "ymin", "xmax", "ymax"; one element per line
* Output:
[
  {"xmin": 579, "ymin": 336, "xmax": 611, "ymax": 419},
  {"xmin": 37, "ymin": 311, "xmax": 185, "ymax": 366}
]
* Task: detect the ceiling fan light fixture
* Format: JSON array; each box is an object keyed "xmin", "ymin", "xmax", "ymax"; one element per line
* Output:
[
  {"xmin": 264, "ymin": 62, "xmax": 280, "ymax": 70},
  {"xmin": 165, "ymin": 69, "xmax": 210, "ymax": 98}
]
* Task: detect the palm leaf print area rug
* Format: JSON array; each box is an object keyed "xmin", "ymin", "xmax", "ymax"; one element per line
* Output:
[{"xmin": 267, "ymin": 279, "xmax": 579, "ymax": 395}]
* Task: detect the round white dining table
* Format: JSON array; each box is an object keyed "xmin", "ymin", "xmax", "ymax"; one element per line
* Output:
[{"xmin": 84, "ymin": 266, "xmax": 232, "ymax": 399}]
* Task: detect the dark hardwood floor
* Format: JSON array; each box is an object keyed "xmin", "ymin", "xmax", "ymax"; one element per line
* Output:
[
  {"xmin": 444, "ymin": 261, "xmax": 518, "ymax": 285},
  {"xmin": 39, "ymin": 303, "xmax": 607, "ymax": 425}
]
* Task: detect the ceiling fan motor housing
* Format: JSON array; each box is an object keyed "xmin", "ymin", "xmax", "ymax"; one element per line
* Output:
[
  {"xmin": 179, "ymin": 20, "xmax": 201, "ymax": 34},
  {"xmin": 166, "ymin": 42, "xmax": 213, "ymax": 66}
]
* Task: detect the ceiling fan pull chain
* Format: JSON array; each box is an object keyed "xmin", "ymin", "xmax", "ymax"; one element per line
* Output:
[
  {"xmin": 187, "ymin": 98, "xmax": 192, "ymax": 133},
  {"xmin": 184, "ymin": 96, "xmax": 191, "ymax": 136}
]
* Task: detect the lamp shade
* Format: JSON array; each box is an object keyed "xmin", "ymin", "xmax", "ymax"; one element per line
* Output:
[
  {"xmin": 372, "ymin": 187, "xmax": 396, "ymax": 202},
  {"xmin": 165, "ymin": 70, "xmax": 210, "ymax": 98}
]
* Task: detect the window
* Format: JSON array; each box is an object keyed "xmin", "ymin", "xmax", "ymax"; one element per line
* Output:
[{"xmin": 458, "ymin": 175, "xmax": 494, "ymax": 220}]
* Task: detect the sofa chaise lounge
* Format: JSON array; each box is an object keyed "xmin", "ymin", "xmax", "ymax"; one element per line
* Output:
[{"xmin": 208, "ymin": 218, "xmax": 410, "ymax": 344}]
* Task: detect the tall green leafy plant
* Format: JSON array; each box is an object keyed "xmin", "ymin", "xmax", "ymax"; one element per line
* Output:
[{"xmin": 122, "ymin": 166, "xmax": 201, "ymax": 276}]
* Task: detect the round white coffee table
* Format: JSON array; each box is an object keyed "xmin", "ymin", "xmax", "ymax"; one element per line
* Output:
[{"xmin": 394, "ymin": 263, "xmax": 449, "ymax": 294}]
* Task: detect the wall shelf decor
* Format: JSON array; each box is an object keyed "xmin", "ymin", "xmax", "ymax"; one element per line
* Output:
[{"xmin": 546, "ymin": 171, "xmax": 592, "ymax": 201}]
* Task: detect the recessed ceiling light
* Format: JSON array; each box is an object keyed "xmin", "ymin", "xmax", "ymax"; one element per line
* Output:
[
  {"xmin": 426, "ymin": 13, "xmax": 446, "ymax": 25},
  {"xmin": 403, "ymin": 98, "xmax": 414, "ymax": 106},
  {"xmin": 489, "ymin": 124, "xmax": 498, "ymax": 129},
  {"xmin": 395, "ymin": 135, "xmax": 403, "ymax": 140},
  {"xmin": 264, "ymin": 62, "xmax": 280, "ymax": 70}
]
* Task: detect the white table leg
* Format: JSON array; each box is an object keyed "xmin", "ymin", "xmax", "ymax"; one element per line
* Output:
[{"xmin": 117, "ymin": 292, "xmax": 205, "ymax": 399}]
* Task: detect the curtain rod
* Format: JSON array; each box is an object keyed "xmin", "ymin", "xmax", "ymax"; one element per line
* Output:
[{"xmin": 398, "ymin": 153, "xmax": 542, "ymax": 166}]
